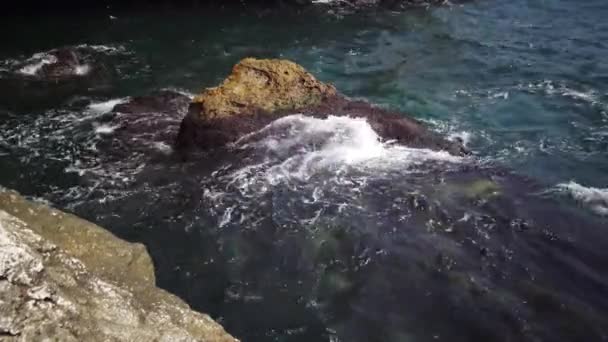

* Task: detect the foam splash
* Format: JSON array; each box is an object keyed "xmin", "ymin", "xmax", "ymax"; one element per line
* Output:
[
  {"xmin": 161, "ymin": 87, "xmax": 196, "ymax": 100},
  {"xmin": 87, "ymin": 98, "xmax": 129, "ymax": 115},
  {"xmin": 18, "ymin": 53, "xmax": 58, "ymax": 76},
  {"xmin": 225, "ymin": 114, "xmax": 463, "ymax": 197},
  {"xmin": 447, "ymin": 131, "xmax": 473, "ymax": 147},
  {"xmin": 94, "ymin": 124, "xmax": 119, "ymax": 135},
  {"xmin": 555, "ymin": 181, "xmax": 608, "ymax": 216},
  {"xmin": 238, "ymin": 114, "xmax": 461, "ymax": 179},
  {"xmin": 74, "ymin": 64, "xmax": 92, "ymax": 76},
  {"xmin": 521, "ymin": 80, "xmax": 603, "ymax": 107},
  {"xmin": 75, "ymin": 44, "xmax": 127, "ymax": 55},
  {"xmin": 204, "ymin": 114, "xmax": 466, "ymax": 229}
]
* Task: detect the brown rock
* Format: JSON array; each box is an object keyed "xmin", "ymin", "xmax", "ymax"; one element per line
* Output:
[{"xmin": 190, "ymin": 58, "xmax": 337, "ymax": 120}]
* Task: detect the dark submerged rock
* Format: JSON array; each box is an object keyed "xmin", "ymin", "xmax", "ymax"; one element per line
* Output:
[
  {"xmin": 18, "ymin": 46, "xmax": 112, "ymax": 82},
  {"xmin": 0, "ymin": 46, "xmax": 116, "ymax": 111},
  {"xmin": 112, "ymin": 90, "xmax": 191, "ymax": 115},
  {"xmin": 95, "ymin": 90, "xmax": 191, "ymax": 159}
]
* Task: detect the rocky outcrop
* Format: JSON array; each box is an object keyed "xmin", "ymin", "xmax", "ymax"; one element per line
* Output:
[
  {"xmin": 15, "ymin": 46, "xmax": 111, "ymax": 81},
  {"xmin": 0, "ymin": 190, "xmax": 238, "ymax": 342},
  {"xmin": 177, "ymin": 58, "xmax": 467, "ymax": 155},
  {"xmin": 0, "ymin": 46, "xmax": 116, "ymax": 112}
]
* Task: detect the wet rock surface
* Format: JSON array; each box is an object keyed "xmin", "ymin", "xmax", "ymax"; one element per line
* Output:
[{"xmin": 0, "ymin": 189, "xmax": 238, "ymax": 342}]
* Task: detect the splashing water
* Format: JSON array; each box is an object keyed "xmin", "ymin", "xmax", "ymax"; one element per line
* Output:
[{"xmin": 555, "ymin": 182, "xmax": 608, "ymax": 216}]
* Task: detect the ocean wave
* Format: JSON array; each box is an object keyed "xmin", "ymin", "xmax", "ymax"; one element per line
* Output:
[
  {"xmin": 5, "ymin": 44, "xmax": 130, "ymax": 77},
  {"xmin": 75, "ymin": 44, "xmax": 129, "ymax": 55},
  {"xmin": 87, "ymin": 98, "xmax": 130, "ymax": 115},
  {"xmin": 161, "ymin": 87, "xmax": 195, "ymax": 99},
  {"xmin": 235, "ymin": 114, "xmax": 462, "ymax": 180},
  {"xmin": 17, "ymin": 53, "xmax": 58, "ymax": 76},
  {"xmin": 555, "ymin": 181, "xmax": 608, "ymax": 216},
  {"xmin": 199, "ymin": 114, "xmax": 468, "ymax": 228}
]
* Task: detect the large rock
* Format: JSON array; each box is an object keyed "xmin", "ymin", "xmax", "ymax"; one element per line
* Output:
[
  {"xmin": 177, "ymin": 58, "xmax": 467, "ymax": 155},
  {"xmin": 0, "ymin": 190, "xmax": 238, "ymax": 342},
  {"xmin": 191, "ymin": 58, "xmax": 337, "ymax": 119}
]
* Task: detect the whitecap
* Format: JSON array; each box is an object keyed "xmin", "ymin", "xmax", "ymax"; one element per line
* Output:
[
  {"xmin": 18, "ymin": 53, "xmax": 57, "ymax": 76},
  {"xmin": 76, "ymin": 44, "xmax": 127, "ymax": 55},
  {"xmin": 555, "ymin": 181, "xmax": 608, "ymax": 216},
  {"xmin": 74, "ymin": 64, "xmax": 91, "ymax": 76},
  {"xmin": 87, "ymin": 98, "xmax": 129, "ymax": 115},
  {"xmin": 228, "ymin": 114, "xmax": 464, "ymax": 194},
  {"xmin": 94, "ymin": 124, "xmax": 119, "ymax": 135},
  {"xmin": 447, "ymin": 131, "xmax": 473, "ymax": 147}
]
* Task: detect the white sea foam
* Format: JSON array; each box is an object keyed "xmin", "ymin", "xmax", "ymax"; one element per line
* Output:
[
  {"xmin": 521, "ymin": 80, "xmax": 602, "ymax": 107},
  {"xmin": 202, "ymin": 114, "xmax": 467, "ymax": 230},
  {"xmin": 447, "ymin": 131, "xmax": 473, "ymax": 147},
  {"xmin": 76, "ymin": 44, "xmax": 127, "ymax": 55},
  {"xmin": 18, "ymin": 53, "xmax": 58, "ymax": 76},
  {"xmin": 94, "ymin": 124, "xmax": 119, "ymax": 135},
  {"xmin": 555, "ymin": 181, "xmax": 608, "ymax": 216},
  {"xmin": 74, "ymin": 64, "xmax": 91, "ymax": 76},
  {"xmin": 230, "ymin": 114, "xmax": 463, "ymax": 190},
  {"xmin": 87, "ymin": 98, "xmax": 129, "ymax": 115},
  {"xmin": 152, "ymin": 141, "xmax": 173, "ymax": 154}
]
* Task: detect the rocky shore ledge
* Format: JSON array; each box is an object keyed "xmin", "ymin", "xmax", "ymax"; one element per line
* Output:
[{"xmin": 0, "ymin": 189, "xmax": 238, "ymax": 342}]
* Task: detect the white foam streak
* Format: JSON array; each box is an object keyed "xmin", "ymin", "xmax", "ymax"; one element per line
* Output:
[
  {"xmin": 18, "ymin": 53, "xmax": 57, "ymax": 76},
  {"xmin": 231, "ymin": 114, "xmax": 462, "ymax": 188},
  {"xmin": 76, "ymin": 44, "xmax": 127, "ymax": 54},
  {"xmin": 87, "ymin": 98, "xmax": 129, "ymax": 115},
  {"xmin": 74, "ymin": 64, "xmax": 91, "ymax": 76},
  {"xmin": 94, "ymin": 124, "xmax": 119, "ymax": 135},
  {"xmin": 556, "ymin": 181, "xmax": 608, "ymax": 216}
]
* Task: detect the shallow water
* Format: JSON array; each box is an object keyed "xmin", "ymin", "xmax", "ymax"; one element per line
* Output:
[{"xmin": 1, "ymin": 1, "xmax": 608, "ymax": 341}]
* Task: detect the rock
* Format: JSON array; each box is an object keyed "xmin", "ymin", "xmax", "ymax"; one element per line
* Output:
[
  {"xmin": 0, "ymin": 189, "xmax": 238, "ymax": 342},
  {"xmin": 177, "ymin": 58, "xmax": 467, "ymax": 155},
  {"xmin": 93, "ymin": 90, "xmax": 191, "ymax": 159}
]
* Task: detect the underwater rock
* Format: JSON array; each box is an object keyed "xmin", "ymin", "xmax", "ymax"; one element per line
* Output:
[
  {"xmin": 0, "ymin": 189, "xmax": 238, "ymax": 342},
  {"xmin": 16, "ymin": 46, "xmax": 110, "ymax": 81},
  {"xmin": 92, "ymin": 90, "xmax": 191, "ymax": 158},
  {"xmin": 112, "ymin": 90, "xmax": 191, "ymax": 115},
  {"xmin": 177, "ymin": 58, "xmax": 467, "ymax": 155},
  {"xmin": 0, "ymin": 46, "xmax": 115, "ymax": 111}
]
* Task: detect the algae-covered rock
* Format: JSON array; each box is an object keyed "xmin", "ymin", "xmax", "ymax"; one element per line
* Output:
[
  {"xmin": 0, "ymin": 190, "xmax": 238, "ymax": 342},
  {"xmin": 191, "ymin": 58, "xmax": 337, "ymax": 120}
]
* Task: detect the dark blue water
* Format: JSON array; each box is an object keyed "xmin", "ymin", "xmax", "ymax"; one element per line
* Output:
[{"xmin": 1, "ymin": 1, "xmax": 608, "ymax": 341}]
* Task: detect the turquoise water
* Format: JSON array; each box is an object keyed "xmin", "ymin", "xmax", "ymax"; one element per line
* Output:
[{"xmin": 1, "ymin": 1, "xmax": 608, "ymax": 341}]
